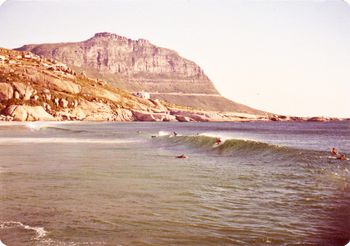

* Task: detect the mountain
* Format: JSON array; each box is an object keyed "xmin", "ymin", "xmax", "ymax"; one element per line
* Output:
[
  {"xmin": 0, "ymin": 47, "xmax": 267, "ymax": 122},
  {"xmin": 17, "ymin": 32, "xmax": 264, "ymax": 114}
]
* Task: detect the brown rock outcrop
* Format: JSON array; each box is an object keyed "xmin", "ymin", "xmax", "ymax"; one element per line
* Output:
[
  {"xmin": 0, "ymin": 83, "xmax": 13, "ymax": 100},
  {"xmin": 48, "ymin": 78, "xmax": 81, "ymax": 94},
  {"xmin": 115, "ymin": 108, "xmax": 134, "ymax": 121},
  {"xmin": 175, "ymin": 115, "xmax": 193, "ymax": 122},
  {"xmin": 3, "ymin": 105, "xmax": 55, "ymax": 121},
  {"xmin": 16, "ymin": 33, "xmax": 265, "ymax": 114},
  {"xmin": 12, "ymin": 82, "xmax": 35, "ymax": 100},
  {"xmin": 170, "ymin": 110, "xmax": 210, "ymax": 122},
  {"xmin": 0, "ymin": 47, "xmax": 278, "ymax": 122},
  {"xmin": 18, "ymin": 33, "xmax": 215, "ymax": 93},
  {"xmin": 307, "ymin": 117, "xmax": 328, "ymax": 122},
  {"xmin": 132, "ymin": 111, "xmax": 176, "ymax": 122}
]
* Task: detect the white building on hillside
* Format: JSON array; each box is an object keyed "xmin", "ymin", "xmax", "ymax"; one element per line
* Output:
[
  {"xmin": 133, "ymin": 91, "xmax": 151, "ymax": 99},
  {"xmin": 0, "ymin": 55, "xmax": 5, "ymax": 64}
]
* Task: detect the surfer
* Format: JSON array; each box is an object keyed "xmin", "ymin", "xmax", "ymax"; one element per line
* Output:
[
  {"xmin": 337, "ymin": 154, "xmax": 347, "ymax": 161},
  {"xmin": 215, "ymin": 138, "xmax": 222, "ymax": 145},
  {"xmin": 173, "ymin": 131, "xmax": 178, "ymax": 136},
  {"xmin": 331, "ymin": 147, "xmax": 338, "ymax": 156},
  {"xmin": 176, "ymin": 154, "xmax": 188, "ymax": 159}
]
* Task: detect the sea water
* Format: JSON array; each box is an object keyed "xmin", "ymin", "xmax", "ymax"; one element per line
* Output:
[{"xmin": 0, "ymin": 121, "xmax": 349, "ymax": 245}]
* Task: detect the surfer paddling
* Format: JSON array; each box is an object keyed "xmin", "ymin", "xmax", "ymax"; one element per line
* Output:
[
  {"xmin": 331, "ymin": 147, "xmax": 338, "ymax": 156},
  {"xmin": 176, "ymin": 154, "xmax": 188, "ymax": 159},
  {"xmin": 330, "ymin": 148, "xmax": 348, "ymax": 161},
  {"xmin": 337, "ymin": 154, "xmax": 347, "ymax": 161}
]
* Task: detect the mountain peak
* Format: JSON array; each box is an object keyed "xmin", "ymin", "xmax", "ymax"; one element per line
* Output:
[
  {"xmin": 93, "ymin": 32, "xmax": 150, "ymax": 45},
  {"xmin": 93, "ymin": 32, "xmax": 129, "ymax": 42},
  {"xmin": 16, "ymin": 33, "xmax": 264, "ymax": 114},
  {"xmin": 94, "ymin": 32, "xmax": 122, "ymax": 39}
]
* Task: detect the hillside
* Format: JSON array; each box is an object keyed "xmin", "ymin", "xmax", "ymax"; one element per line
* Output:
[
  {"xmin": 17, "ymin": 32, "xmax": 264, "ymax": 114},
  {"xmin": 0, "ymin": 48, "xmax": 266, "ymax": 122}
]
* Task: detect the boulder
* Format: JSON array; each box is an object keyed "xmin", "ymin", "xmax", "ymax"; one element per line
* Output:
[
  {"xmin": 188, "ymin": 114, "xmax": 208, "ymax": 122},
  {"xmin": 44, "ymin": 94, "xmax": 51, "ymax": 100},
  {"xmin": 61, "ymin": 108, "xmax": 86, "ymax": 121},
  {"xmin": 268, "ymin": 115, "xmax": 281, "ymax": 121},
  {"xmin": 49, "ymin": 78, "xmax": 81, "ymax": 94},
  {"xmin": 162, "ymin": 113, "xmax": 176, "ymax": 122},
  {"xmin": 0, "ymin": 83, "xmax": 13, "ymax": 100},
  {"xmin": 67, "ymin": 100, "xmax": 117, "ymax": 121},
  {"xmin": 14, "ymin": 91, "xmax": 20, "ymax": 99},
  {"xmin": 170, "ymin": 110, "xmax": 209, "ymax": 122},
  {"xmin": 3, "ymin": 105, "xmax": 55, "ymax": 121},
  {"xmin": 307, "ymin": 117, "xmax": 328, "ymax": 122},
  {"xmin": 175, "ymin": 115, "xmax": 192, "ymax": 122},
  {"xmin": 0, "ymin": 114, "xmax": 13, "ymax": 121},
  {"xmin": 132, "ymin": 111, "xmax": 176, "ymax": 122},
  {"xmin": 60, "ymin": 98, "xmax": 69, "ymax": 108},
  {"xmin": 12, "ymin": 82, "xmax": 35, "ymax": 100},
  {"xmin": 132, "ymin": 111, "xmax": 158, "ymax": 121},
  {"xmin": 84, "ymin": 113, "xmax": 116, "ymax": 121},
  {"xmin": 115, "ymin": 108, "xmax": 134, "ymax": 121}
]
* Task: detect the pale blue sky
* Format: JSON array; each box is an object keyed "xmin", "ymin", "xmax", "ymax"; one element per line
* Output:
[{"xmin": 0, "ymin": 0, "xmax": 349, "ymax": 117}]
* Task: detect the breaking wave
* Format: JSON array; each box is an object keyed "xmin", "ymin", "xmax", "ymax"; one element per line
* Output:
[
  {"xmin": 25, "ymin": 122, "xmax": 87, "ymax": 133},
  {"xmin": 153, "ymin": 133, "xmax": 337, "ymax": 163}
]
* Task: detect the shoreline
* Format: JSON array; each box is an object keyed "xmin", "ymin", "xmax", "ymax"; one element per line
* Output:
[
  {"xmin": 0, "ymin": 116, "xmax": 348, "ymax": 124},
  {"xmin": 1, "ymin": 48, "xmax": 348, "ymax": 124}
]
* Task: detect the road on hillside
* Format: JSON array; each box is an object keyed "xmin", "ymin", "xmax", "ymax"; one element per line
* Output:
[{"xmin": 148, "ymin": 92, "xmax": 221, "ymax": 97}]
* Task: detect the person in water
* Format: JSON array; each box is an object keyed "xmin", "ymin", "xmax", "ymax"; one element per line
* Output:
[
  {"xmin": 337, "ymin": 154, "xmax": 347, "ymax": 161},
  {"xmin": 215, "ymin": 138, "xmax": 222, "ymax": 145},
  {"xmin": 173, "ymin": 132, "xmax": 178, "ymax": 137},
  {"xmin": 331, "ymin": 147, "xmax": 338, "ymax": 156},
  {"xmin": 176, "ymin": 154, "xmax": 188, "ymax": 159}
]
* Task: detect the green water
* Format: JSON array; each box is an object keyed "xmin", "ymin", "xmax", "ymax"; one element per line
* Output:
[{"xmin": 0, "ymin": 122, "xmax": 349, "ymax": 245}]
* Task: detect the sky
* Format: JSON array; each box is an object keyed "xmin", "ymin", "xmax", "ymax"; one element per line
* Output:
[{"xmin": 0, "ymin": 0, "xmax": 349, "ymax": 117}]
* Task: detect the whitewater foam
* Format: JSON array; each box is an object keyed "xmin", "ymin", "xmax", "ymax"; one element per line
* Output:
[
  {"xmin": 25, "ymin": 122, "xmax": 50, "ymax": 131},
  {"xmin": 198, "ymin": 132, "xmax": 255, "ymax": 143},
  {"xmin": 0, "ymin": 121, "xmax": 78, "ymax": 127},
  {"xmin": 0, "ymin": 137, "xmax": 141, "ymax": 144},
  {"xmin": 0, "ymin": 221, "xmax": 47, "ymax": 240},
  {"xmin": 158, "ymin": 131, "xmax": 172, "ymax": 136}
]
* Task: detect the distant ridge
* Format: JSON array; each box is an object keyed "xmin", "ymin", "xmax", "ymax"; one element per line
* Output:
[
  {"xmin": 17, "ymin": 32, "xmax": 265, "ymax": 114},
  {"xmin": 0, "ymin": 47, "xmax": 270, "ymax": 122}
]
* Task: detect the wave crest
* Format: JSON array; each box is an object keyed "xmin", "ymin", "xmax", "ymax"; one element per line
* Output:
[{"xmin": 155, "ymin": 134, "xmax": 306, "ymax": 159}]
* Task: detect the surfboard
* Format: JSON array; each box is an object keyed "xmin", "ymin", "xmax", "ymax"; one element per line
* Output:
[
  {"xmin": 328, "ymin": 156, "xmax": 349, "ymax": 161},
  {"xmin": 327, "ymin": 156, "xmax": 337, "ymax": 160}
]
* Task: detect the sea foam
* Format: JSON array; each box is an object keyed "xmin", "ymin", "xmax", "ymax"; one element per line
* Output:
[
  {"xmin": 0, "ymin": 221, "xmax": 47, "ymax": 240},
  {"xmin": 0, "ymin": 137, "xmax": 141, "ymax": 144}
]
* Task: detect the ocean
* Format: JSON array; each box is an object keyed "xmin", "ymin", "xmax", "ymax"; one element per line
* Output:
[{"xmin": 0, "ymin": 121, "xmax": 349, "ymax": 245}]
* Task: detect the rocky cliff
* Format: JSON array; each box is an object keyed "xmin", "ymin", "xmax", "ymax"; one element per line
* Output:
[
  {"xmin": 17, "ymin": 32, "xmax": 263, "ymax": 114},
  {"xmin": 0, "ymin": 48, "xmax": 267, "ymax": 122}
]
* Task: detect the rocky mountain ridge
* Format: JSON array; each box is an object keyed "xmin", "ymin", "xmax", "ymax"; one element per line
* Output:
[
  {"xmin": 17, "ymin": 32, "xmax": 264, "ymax": 114},
  {"xmin": 18, "ymin": 33, "xmax": 214, "ymax": 92},
  {"xmin": 0, "ymin": 48, "xmax": 268, "ymax": 122}
]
